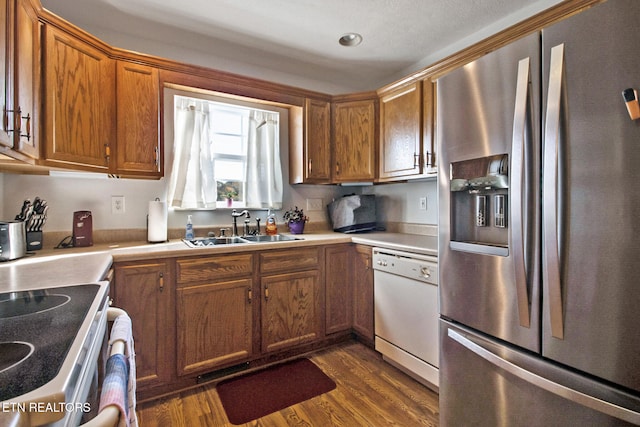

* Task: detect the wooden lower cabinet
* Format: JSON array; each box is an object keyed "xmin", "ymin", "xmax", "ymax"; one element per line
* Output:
[
  {"xmin": 261, "ymin": 269, "xmax": 322, "ymax": 353},
  {"xmin": 176, "ymin": 254, "xmax": 255, "ymax": 376},
  {"xmin": 325, "ymin": 244, "xmax": 353, "ymax": 334},
  {"xmin": 176, "ymin": 278, "xmax": 253, "ymax": 376},
  {"xmin": 352, "ymin": 245, "xmax": 374, "ymax": 342},
  {"xmin": 112, "ymin": 260, "xmax": 174, "ymax": 392},
  {"xmin": 111, "ymin": 243, "xmax": 375, "ymax": 398}
]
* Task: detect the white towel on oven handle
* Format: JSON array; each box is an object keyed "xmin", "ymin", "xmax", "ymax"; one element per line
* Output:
[{"xmin": 109, "ymin": 313, "xmax": 138, "ymax": 427}]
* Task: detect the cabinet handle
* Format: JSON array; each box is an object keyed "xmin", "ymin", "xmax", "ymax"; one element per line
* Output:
[
  {"xmin": 4, "ymin": 107, "xmax": 30, "ymax": 140},
  {"xmin": 308, "ymin": 158, "xmax": 312, "ymax": 175},
  {"xmin": 413, "ymin": 152, "xmax": 420, "ymax": 168},
  {"xmin": 247, "ymin": 288, "xmax": 253, "ymax": 304},
  {"xmin": 104, "ymin": 144, "xmax": 111, "ymax": 164},
  {"xmin": 264, "ymin": 286, "xmax": 269, "ymax": 301},
  {"xmin": 158, "ymin": 272, "xmax": 164, "ymax": 292},
  {"xmin": 335, "ymin": 162, "xmax": 340, "ymax": 175},
  {"xmin": 154, "ymin": 146, "xmax": 159, "ymax": 167}
]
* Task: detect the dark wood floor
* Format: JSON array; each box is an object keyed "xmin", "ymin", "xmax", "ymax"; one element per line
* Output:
[{"xmin": 136, "ymin": 341, "xmax": 440, "ymax": 426}]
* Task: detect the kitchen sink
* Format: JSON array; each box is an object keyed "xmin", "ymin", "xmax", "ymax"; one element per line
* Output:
[
  {"xmin": 241, "ymin": 234, "xmax": 301, "ymax": 242},
  {"xmin": 183, "ymin": 234, "xmax": 302, "ymax": 248},
  {"xmin": 183, "ymin": 236, "xmax": 251, "ymax": 247}
]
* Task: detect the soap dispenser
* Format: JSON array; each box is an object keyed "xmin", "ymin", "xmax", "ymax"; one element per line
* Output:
[
  {"xmin": 266, "ymin": 210, "xmax": 277, "ymax": 235},
  {"xmin": 185, "ymin": 215, "xmax": 194, "ymax": 239}
]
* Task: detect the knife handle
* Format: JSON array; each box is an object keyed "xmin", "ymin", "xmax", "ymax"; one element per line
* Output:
[{"xmin": 622, "ymin": 88, "xmax": 640, "ymax": 120}]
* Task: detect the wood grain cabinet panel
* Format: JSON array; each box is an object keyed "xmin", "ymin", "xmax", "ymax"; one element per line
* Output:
[
  {"xmin": 176, "ymin": 278, "xmax": 253, "ymax": 376},
  {"xmin": 113, "ymin": 260, "xmax": 174, "ymax": 391},
  {"xmin": 1, "ymin": 0, "xmax": 40, "ymax": 160},
  {"xmin": 116, "ymin": 60, "xmax": 161, "ymax": 177},
  {"xmin": 43, "ymin": 25, "xmax": 115, "ymax": 171},
  {"xmin": 325, "ymin": 244, "xmax": 353, "ymax": 334},
  {"xmin": 332, "ymin": 98, "xmax": 377, "ymax": 182},
  {"xmin": 177, "ymin": 253, "xmax": 253, "ymax": 284},
  {"xmin": 303, "ymin": 98, "xmax": 331, "ymax": 183},
  {"xmin": 379, "ymin": 82, "xmax": 422, "ymax": 180},
  {"xmin": 259, "ymin": 247, "xmax": 319, "ymax": 275},
  {"xmin": 352, "ymin": 245, "xmax": 374, "ymax": 343},
  {"xmin": 261, "ymin": 270, "xmax": 321, "ymax": 354}
]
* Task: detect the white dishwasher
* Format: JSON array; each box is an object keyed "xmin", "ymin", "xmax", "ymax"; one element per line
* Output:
[{"xmin": 373, "ymin": 247, "xmax": 439, "ymax": 391}]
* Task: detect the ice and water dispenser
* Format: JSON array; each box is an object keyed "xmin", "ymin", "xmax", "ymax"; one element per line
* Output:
[{"xmin": 449, "ymin": 154, "xmax": 509, "ymax": 256}]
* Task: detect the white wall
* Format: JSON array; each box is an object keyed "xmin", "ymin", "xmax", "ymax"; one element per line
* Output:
[{"xmin": 364, "ymin": 179, "xmax": 438, "ymax": 226}]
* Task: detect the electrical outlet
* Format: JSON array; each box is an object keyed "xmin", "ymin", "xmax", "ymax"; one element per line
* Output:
[
  {"xmin": 419, "ymin": 197, "xmax": 427, "ymax": 210},
  {"xmin": 112, "ymin": 195, "xmax": 125, "ymax": 214},
  {"xmin": 306, "ymin": 198, "xmax": 323, "ymax": 211}
]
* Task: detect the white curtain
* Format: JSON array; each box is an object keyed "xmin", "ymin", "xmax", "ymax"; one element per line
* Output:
[
  {"xmin": 167, "ymin": 98, "xmax": 217, "ymax": 208},
  {"xmin": 245, "ymin": 110, "xmax": 283, "ymax": 209}
]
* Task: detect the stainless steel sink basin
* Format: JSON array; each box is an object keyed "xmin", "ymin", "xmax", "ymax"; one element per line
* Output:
[
  {"xmin": 241, "ymin": 234, "xmax": 302, "ymax": 242},
  {"xmin": 183, "ymin": 234, "xmax": 302, "ymax": 247},
  {"xmin": 183, "ymin": 236, "xmax": 250, "ymax": 247}
]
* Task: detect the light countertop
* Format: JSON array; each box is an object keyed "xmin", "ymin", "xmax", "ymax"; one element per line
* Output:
[{"xmin": 0, "ymin": 231, "xmax": 438, "ymax": 292}]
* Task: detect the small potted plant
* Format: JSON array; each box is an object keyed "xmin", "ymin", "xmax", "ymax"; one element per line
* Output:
[
  {"xmin": 224, "ymin": 190, "xmax": 238, "ymax": 207},
  {"xmin": 283, "ymin": 206, "xmax": 308, "ymax": 234}
]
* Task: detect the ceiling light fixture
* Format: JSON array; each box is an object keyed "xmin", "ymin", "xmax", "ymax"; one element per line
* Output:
[{"xmin": 339, "ymin": 33, "xmax": 363, "ymax": 47}]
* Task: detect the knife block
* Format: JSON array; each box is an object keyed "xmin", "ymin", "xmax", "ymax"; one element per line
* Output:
[{"xmin": 27, "ymin": 231, "xmax": 43, "ymax": 251}]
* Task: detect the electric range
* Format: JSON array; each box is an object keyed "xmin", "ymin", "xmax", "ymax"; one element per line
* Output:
[{"xmin": 0, "ymin": 282, "xmax": 109, "ymax": 426}]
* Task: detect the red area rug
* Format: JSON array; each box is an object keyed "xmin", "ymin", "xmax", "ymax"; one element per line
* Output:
[{"xmin": 216, "ymin": 358, "xmax": 336, "ymax": 424}]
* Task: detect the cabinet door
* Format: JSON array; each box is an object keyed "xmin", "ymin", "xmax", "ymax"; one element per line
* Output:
[
  {"xmin": 1, "ymin": 0, "xmax": 39, "ymax": 158},
  {"xmin": 303, "ymin": 98, "xmax": 331, "ymax": 183},
  {"xmin": 43, "ymin": 25, "xmax": 115, "ymax": 171},
  {"xmin": 422, "ymin": 79, "xmax": 437, "ymax": 175},
  {"xmin": 353, "ymin": 245, "xmax": 374, "ymax": 342},
  {"xmin": 261, "ymin": 270, "xmax": 321, "ymax": 353},
  {"xmin": 325, "ymin": 244, "xmax": 352, "ymax": 334},
  {"xmin": 379, "ymin": 82, "xmax": 422, "ymax": 180},
  {"xmin": 13, "ymin": 0, "xmax": 39, "ymax": 158},
  {"xmin": 333, "ymin": 99, "xmax": 377, "ymax": 182},
  {"xmin": 0, "ymin": 0, "xmax": 13, "ymax": 149},
  {"xmin": 116, "ymin": 60, "xmax": 161, "ymax": 177},
  {"xmin": 176, "ymin": 278, "xmax": 253, "ymax": 376},
  {"xmin": 113, "ymin": 261, "xmax": 173, "ymax": 391}
]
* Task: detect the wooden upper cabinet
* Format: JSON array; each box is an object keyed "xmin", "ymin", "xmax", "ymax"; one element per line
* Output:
[
  {"xmin": 379, "ymin": 81, "xmax": 422, "ymax": 180},
  {"xmin": 42, "ymin": 25, "xmax": 115, "ymax": 172},
  {"xmin": 423, "ymin": 79, "xmax": 437, "ymax": 175},
  {"xmin": 332, "ymin": 96, "xmax": 377, "ymax": 182},
  {"xmin": 0, "ymin": 0, "xmax": 40, "ymax": 160},
  {"xmin": 116, "ymin": 60, "xmax": 161, "ymax": 178},
  {"xmin": 378, "ymin": 79, "xmax": 437, "ymax": 181},
  {"xmin": 304, "ymin": 98, "xmax": 331, "ymax": 183}
]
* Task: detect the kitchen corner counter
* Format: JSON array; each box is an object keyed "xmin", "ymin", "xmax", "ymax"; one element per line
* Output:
[
  {"xmin": 0, "ymin": 230, "xmax": 438, "ymax": 292},
  {"xmin": 351, "ymin": 232, "xmax": 438, "ymax": 256},
  {"xmin": 0, "ymin": 251, "xmax": 113, "ymax": 293}
]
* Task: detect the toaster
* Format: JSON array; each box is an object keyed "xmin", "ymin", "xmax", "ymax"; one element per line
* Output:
[{"xmin": 0, "ymin": 221, "xmax": 26, "ymax": 261}]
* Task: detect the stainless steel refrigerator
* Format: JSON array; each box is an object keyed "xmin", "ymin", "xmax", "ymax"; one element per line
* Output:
[{"xmin": 437, "ymin": 0, "xmax": 640, "ymax": 425}]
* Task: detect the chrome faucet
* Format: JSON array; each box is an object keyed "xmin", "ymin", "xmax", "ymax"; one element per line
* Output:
[{"xmin": 231, "ymin": 209, "xmax": 250, "ymax": 236}]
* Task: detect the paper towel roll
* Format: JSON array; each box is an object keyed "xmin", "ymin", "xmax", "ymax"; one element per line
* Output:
[{"xmin": 148, "ymin": 200, "xmax": 168, "ymax": 243}]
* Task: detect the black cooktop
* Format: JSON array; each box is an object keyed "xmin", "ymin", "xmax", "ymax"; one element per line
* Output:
[{"xmin": 0, "ymin": 285, "xmax": 100, "ymax": 401}]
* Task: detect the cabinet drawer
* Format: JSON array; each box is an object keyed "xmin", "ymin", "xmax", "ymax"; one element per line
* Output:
[
  {"xmin": 177, "ymin": 253, "xmax": 253, "ymax": 285},
  {"xmin": 259, "ymin": 247, "xmax": 319, "ymax": 274}
]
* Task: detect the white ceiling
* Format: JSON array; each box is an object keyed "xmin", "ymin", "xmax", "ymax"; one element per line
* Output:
[{"xmin": 40, "ymin": 0, "xmax": 562, "ymax": 93}]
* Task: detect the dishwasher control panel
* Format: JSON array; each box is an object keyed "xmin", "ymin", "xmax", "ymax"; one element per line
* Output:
[{"xmin": 372, "ymin": 248, "xmax": 438, "ymax": 285}]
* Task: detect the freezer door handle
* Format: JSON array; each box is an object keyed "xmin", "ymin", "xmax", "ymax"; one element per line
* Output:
[
  {"xmin": 510, "ymin": 56, "xmax": 532, "ymax": 328},
  {"xmin": 448, "ymin": 328, "xmax": 640, "ymax": 424},
  {"xmin": 543, "ymin": 44, "xmax": 566, "ymax": 339}
]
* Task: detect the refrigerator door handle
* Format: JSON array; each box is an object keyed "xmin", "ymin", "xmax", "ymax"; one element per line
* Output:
[
  {"xmin": 511, "ymin": 57, "xmax": 532, "ymax": 328},
  {"xmin": 448, "ymin": 328, "xmax": 640, "ymax": 425},
  {"xmin": 543, "ymin": 43, "xmax": 565, "ymax": 339}
]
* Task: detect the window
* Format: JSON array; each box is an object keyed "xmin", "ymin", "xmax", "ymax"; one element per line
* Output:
[{"xmin": 168, "ymin": 93, "xmax": 283, "ymax": 210}]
